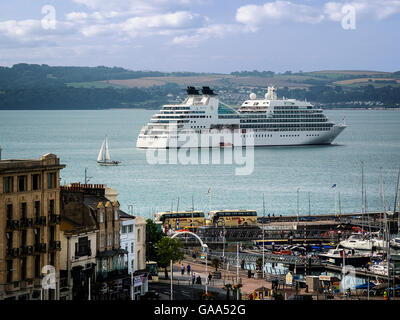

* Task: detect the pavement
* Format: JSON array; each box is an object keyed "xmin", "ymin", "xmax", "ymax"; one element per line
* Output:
[{"xmin": 170, "ymin": 256, "xmax": 307, "ymax": 299}]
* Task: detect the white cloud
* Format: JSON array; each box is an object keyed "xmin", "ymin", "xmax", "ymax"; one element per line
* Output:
[
  {"xmin": 237, "ymin": 0, "xmax": 400, "ymax": 29},
  {"xmin": 80, "ymin": 11, "xmax": 203, "ymax": 38},
  {"xmin": 236, "ymin": 1, "xmax": 324, "ymax": 30},
  {"xmin": 0, "ymin": 19, "xmax": 76, "ymax": 44},
  {"xmin": 65, "ymin": 12, "xmax": 89, "ymax": 21},
  {"xmin": 172, "ymin": 24, "xmax": 245, "ymax": 46},
  {"xmin": 324, "ymin": 0, "xmax": 400, "ymax": 21}
]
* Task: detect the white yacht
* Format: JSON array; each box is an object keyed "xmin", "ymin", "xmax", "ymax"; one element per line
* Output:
[
  {"xmin": 339, "ymin": 234, "xmax": 373, "ymax": 251},
  {"xmin": 136, "ymin": 86, "xmax": 346, "ymax": 148}
]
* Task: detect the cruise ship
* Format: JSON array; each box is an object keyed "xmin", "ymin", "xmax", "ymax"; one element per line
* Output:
[{"xmin": 136, "ymin": 86, "xmax": 346, "ymax": 148}]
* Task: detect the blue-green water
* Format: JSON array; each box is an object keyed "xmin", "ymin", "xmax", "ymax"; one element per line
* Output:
[{"xmin": 0, "ymin": 109, "xmax": 399, "ymax": 219}]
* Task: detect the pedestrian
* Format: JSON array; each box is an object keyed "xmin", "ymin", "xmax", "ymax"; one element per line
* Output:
[
  {"xmin": 181, "ymin": 264, "xmax": 185, "ymax": 275},
  {"xmin": 187, "ymin": 264, "xmax": 191, "ymax": 275},
  {"xmin": 192, "ymin": 273, "xmax": 196, "ymax": 285},
  {"xmin": 208, "ymin": 273, "xmax": 212, "ymax": 284},
  {"xmin": 196, "ymin": 276, "xmax": 202, "ymax": 285}
]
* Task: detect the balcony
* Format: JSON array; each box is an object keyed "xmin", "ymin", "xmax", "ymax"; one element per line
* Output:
[
  {"xmin": 6, "ymin": 248, "xmax": 19, "ymax": 258},
  {"xmin": 34, "ymin": 243, "xmax": 47, "ymax": 253},
  {"xmin": 20, "ymin": 278, "xmax": 34, "ymax": 289},
  {"xmin": 5, "ymin": 281, "xmax": 20, "ymax": 293},
  {"xmin": 74, "ymin": 248, "xmax": 92, "ymax": 259},
  {"xmin": 48, "ymin": 213, "xmax": 61, "ymax": 224},
  {"xmin": 20, "ymin": 245, "xmax": 34, "ymax": 256},
  {"xmin": 49, "ymin": 240, "xmax": 61, "ymax": 251},
  {"xmin": 20, "ymin": 218, "xmax": 33, "ymax": 228},
  {"xmin": 33, "ymin": 216, "xmax": 47, "ymax": 226},
  {"xmin": 6, "ymin": 220, "xmax": 20, "ymax": 231}
]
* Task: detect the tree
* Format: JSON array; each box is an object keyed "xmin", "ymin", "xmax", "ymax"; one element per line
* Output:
[
  {"xmin": 146, "ymin": 219, "xmax": 165, "ymax": 262},
  {"xmin": 223, "ymin": 284, "xmax": 232, "ymax": 300},
  {"xmin": 211, "ymin": 258, "xmax": 221, "ymax": 272},
  {"xmin": 156, "ymin": 237, "xmax": 184, "ymax": 279},
  {"xmin": 256, "ymin": 257, "xmax": 263, "ymax": 271}
]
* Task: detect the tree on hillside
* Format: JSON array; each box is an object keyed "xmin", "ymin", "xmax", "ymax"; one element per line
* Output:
[
  {"xmin": 156, "ymin": 237, "xmax": 184, "ymax": 279},
  {"xmin": 146, "ymin": 219, "xmax": 165, "ymax": 262}
]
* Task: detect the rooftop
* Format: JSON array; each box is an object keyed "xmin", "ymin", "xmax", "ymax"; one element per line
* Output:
[{"xmin": 0, "ymin": 153, "xmax": 65, "ymax": 173}]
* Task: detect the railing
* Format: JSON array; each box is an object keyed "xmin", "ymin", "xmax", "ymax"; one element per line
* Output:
[
  {"xmin": 20, "ymin": 218, "xmax": 33, "ymax": 228},
  {"xmin": 48, "ymin": 213, "xmax": 61, "ymax": 224},
  {"xmin": 6, "ymin": 220, "xmax": 20, "ymax": 231},
  {"xmin": 34, "ymin": 243, "xmax": 47, "ymax": 253},
  {"xmin": 49, "ymin": 241, "xmax": 61, "ymax": 251},
  {"xmin": 6, "ymin": 248, "xmax": 19, "ymax": 258},
  {"xmin": 33, "ymin": 216, "xmax": 47, "ymax": 226},
  {"xmin": 20, "ymin": 245, "xmax": 34, "ymax": 256}
]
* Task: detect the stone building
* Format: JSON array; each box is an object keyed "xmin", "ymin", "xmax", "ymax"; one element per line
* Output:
[
  {"xmin": 60, "ymin": 183, "xmax": 128, "ymax": 300},
  {"xmin": 0, "ymin": 153, "xmax": 65, "ymax": 300}
]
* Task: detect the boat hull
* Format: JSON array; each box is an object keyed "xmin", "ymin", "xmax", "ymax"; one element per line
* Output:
[{"xmin": 136, "ymin": 124, "xmax": 346, "ymax": 149}]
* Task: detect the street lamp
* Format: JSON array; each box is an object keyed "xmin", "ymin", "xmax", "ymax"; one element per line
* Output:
[
  {"xmin": 297, "ymin": 187, "xmax": 300, "ymax": 225},
  {"xmin": 202, "ymin": 244, "xmax": 208, "ymax": 295}
]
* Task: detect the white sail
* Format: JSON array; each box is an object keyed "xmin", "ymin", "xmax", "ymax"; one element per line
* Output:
[
  {"xmin": 97, "ymin": 140, "xmax": 105, "ymax": 162},
  {"xmin": 105, "ymin": 136, "xmax": 111, "ymax": 161}
]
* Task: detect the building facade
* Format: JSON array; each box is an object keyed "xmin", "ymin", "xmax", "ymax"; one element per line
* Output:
[
  {"xmin": 134, "ymin": 216, "xmax": 146, "ymax": 272},
  {"xmin": 0, "ymin": 153, "xmax": 65, "ymax": 300},
  {"xmin": 60, "ymin": 183, "xmax": 128, "ymax": 300},
  {"xmin": 120, "ymin": 211, "xmax": 136, "ymax": 274}
]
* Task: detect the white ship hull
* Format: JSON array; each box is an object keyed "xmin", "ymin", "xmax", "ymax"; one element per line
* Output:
[{"xmin": 137, "ymin": 124, "xmax": 346, "ymax": 149}]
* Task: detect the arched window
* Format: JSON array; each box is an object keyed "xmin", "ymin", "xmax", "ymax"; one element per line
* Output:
[{"xmin": 137, "ymin": 228, "xmax": 141, "ymax": 242}]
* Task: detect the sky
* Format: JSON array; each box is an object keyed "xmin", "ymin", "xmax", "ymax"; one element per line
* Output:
[{"xmin": 0, "ymin": 0, "xmax": 399, "ymax": 73}]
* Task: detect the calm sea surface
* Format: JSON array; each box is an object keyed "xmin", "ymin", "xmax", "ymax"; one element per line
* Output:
[{"xmin": 0, "ymin": 109, "xmax": 399, "ymax": 219}]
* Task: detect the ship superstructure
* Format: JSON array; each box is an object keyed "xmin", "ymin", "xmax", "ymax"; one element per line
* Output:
[{"xmin": 136, "ymin": 86, "xmax": 346, "ymax": 148}]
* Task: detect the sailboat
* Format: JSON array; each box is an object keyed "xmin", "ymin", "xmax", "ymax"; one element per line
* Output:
[{"xmin": 97, "ymin": 135, "xmax": 120, "ymax": 166}]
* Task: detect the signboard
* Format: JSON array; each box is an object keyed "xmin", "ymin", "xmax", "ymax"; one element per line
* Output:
[
  {"xmin": 134, "ymin": 276, "xmax": 142, "ymax": 287},
  {"xmin": 319, "ymin": 275, "xmax": 332, "ymax": 281},
  {"xmin": 286, "ymin": 272, "xmax": 293, "ymax": 286},
  {"xmin": 200, "ymin": 254, "xmax": 205, "ymax": 260}
]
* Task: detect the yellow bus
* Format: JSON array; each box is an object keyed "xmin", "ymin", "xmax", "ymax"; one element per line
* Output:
[
  {"xmin": 209, "ymin": 210, "xmax": 258, "ymax": 227},
  {"xmin": 155, "ymin": 211, "xmax": 206, "ymax": 231}
]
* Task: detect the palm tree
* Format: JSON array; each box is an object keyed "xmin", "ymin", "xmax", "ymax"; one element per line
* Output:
[{"xmin": 256, "ymin": 257, "xmax": 263, "ymax": 271}]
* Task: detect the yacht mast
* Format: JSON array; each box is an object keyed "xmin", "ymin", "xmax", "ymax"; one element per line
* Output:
[{"xmin": 380, "ymin": 168, "xmax": 390, "ymax": 299}]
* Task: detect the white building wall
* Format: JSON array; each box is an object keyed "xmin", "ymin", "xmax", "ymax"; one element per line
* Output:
[{"xmin": 120, "ymin": 218, "xmax": 136, "ymax": 274}]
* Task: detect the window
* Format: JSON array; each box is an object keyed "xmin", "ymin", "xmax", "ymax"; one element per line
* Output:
[
  {"xmin": 75, "ymin": 236, "xmax": 90, "ymax": 257},
  {"xmin": 34, "ymin": 256, "xmax": 40, "ymax": 278},
  {"xmin": 114, "ymin": 210, "xmax": 119, "ymax": 221},
  {"xmin": 100, "ymin": 211, "xmax": 104, "ymax": 223},
  {"xmin": 20, "ymin": 203, "xmax": 27, "ymax": 219},
  {"xmin": 34, "ymin": 228, "xmax": 40, "ymax": 246},
  {"xmin": 47, "ymin": 172, "xmax": 57, "ymax": 189},
  {"xmin": 21, "ymin": 230, "xmax": 27, "ymax": 246},
  {"xmin": 21, "ymin": 258, "xmax": 27, "ymax": 281},
  {"xmin": 6, "ymin": 232, "xmax": 13, "ymax": 249},
  {"xmin": 122, "ymin": 226, "xmax": 127, "ymax": 233},
  {"xmin": 3, "ymin": 176, "xmax": 14, "ymax": 193},
  {"xmin": 128, "ymin": 225, "xmax": 133, "ymax": 233},
  {"xmin": 17, "ymin": 175, "xmax": 27, "ymax": 192},
  {"xmin": 131, "ymin": 243, "xmax": 134, "ymax": 253},
  {"xmin": 114, "ymin": 232, "xmax": 119, "ymax": 246},
  {"xmin": 107, "ymin": 233, "xmax": 112, "ymax": 246},
  {"xmin": 32, "ymin": 174, "xmax": 40, "ymax": 190},
  {"xmin": 100, "ymin": 233, "xmax": 105, "ymax": 248},
  {"xmin": 49, "ymin": 199, "xmax": 54, "ymax": 215},
  {"xmin": 137, "ymin": 229, "xmax": 141, "ymax": 242},
  {"xmin": 7, "ymin": 260, "xmax": 13, "ymax": 283},
  {"xmin": 34, "ymin": 201, "xmax": 40, "ymax": 218},
  {"xmin": 6, "ymin": 204, "xmax": 13, "ymax": 220}
]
